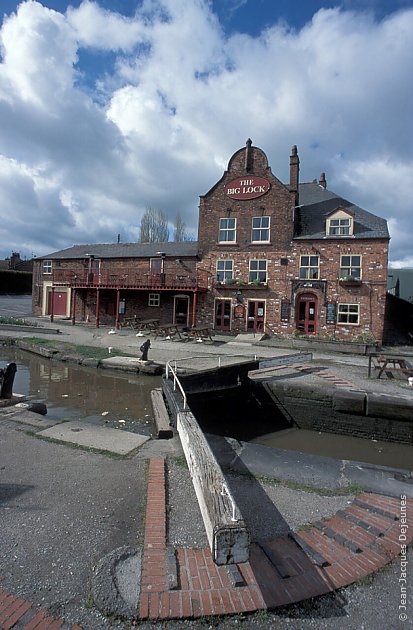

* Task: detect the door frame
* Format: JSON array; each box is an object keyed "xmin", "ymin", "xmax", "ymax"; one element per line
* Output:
[
  {"xmin": 173, "ymin": 294, "xmax": 190, "ymax": 326},
  {"xmin": 295, "ymin": 292, "xmax": 318, "ymax": 335},
  {"xmin": 214, "ymin": 298, "xmax": 232, "ymax": 331},
  {"xmin": 246, "ymin": 299, "xmax": 266, "ymax": 333}
]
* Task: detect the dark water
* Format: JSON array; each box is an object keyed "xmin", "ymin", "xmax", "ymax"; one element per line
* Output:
[
  {"xmin": 1, "ymin": 347, "xmax": 161, "ymax": 435},
  {"xmin": 188, "ymin": 386, "xmax": 413, "ymax": 471}
]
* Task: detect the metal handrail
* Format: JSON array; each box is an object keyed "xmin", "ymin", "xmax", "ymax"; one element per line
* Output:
[{"xmin": 165, "ymin": 353, "xmax": 258, "ymax": 410}]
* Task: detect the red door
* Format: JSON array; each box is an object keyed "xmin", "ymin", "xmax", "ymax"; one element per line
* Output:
[
  {"xmin": 48, "ymin": 291, "xmax": 67, "ymax": 316},
  {"xmin": 215, "ymin": 300, "xmax": 231, "ymax": 331},
  {"xmin": 247, "ymin": 300, "xmax": 265, "ymax": 332},
  {"xmin": 296, "ymin": 293, "xmax": 318, "ymax": 334}
]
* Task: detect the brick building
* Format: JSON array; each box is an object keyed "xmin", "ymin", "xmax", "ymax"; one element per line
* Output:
[{"xmin": 32, "ymin": 140, "xmax": 390, "ymax": 342}]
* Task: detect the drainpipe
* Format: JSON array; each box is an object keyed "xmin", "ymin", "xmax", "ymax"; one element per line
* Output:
[
  {"xmin": 50, "ymin": 287, "xmax": 55, "ymax": 323},
  {"xmin": 96, "ymin": 288, "xmax": 100, "ymax": 328},
  {"xmin": 192, "ymin": 291, "xmax": 197, "ymax": 327},
  {"xmin": 116, "ymin": 289, "xmax": 120, "ymax": 329},
  {"xmin": 71, "ymin": 289, "xmax": 76, "ymax": 326}
]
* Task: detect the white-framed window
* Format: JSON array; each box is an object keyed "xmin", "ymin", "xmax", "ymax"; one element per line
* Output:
[
  {"xmin": 148, "ymin": 293, "xmax": 160, "ymax": 307},
  {"xmin": 249, "ymin": 259, "xmax": 267, "ymax": 283},
  {"xmin": 340, "ymin": 255, "xmax": 362, "ymax": 280},
  {"xmin": 337, "ymin": 303, "xmax": 360, "ymax": 325},
  {"xmin": 43, "ymin": 260, "xmax": 52, "ymax": 274},
  {"xmin": 326, "ymin": 209, "xmax": 354, "ymax": 236},
  {"xmin": 299, "ymin": 255, "xmax": 320, "ymax": 279},
  {"xmin": 219, "ymin": 217, "xmax": 236, "ymax": 243},
  {"xmin": 251, "ymin": 216, "xmax": 270, "ymax": 242},
  {"xmin": 216, "ymin": 259, "xmax": 233, "ymax": 283}
]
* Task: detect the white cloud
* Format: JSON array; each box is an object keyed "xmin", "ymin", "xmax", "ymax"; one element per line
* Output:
[{"xmin": 0, "ymin": 0, "xmax": 412, "ymax": 266}]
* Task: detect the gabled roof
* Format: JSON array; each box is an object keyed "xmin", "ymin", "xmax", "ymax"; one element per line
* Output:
[
  {"xmin": 37, "ymin": 241, "xmax": 199, "ymax": 260},
  {"xmin": 295, "ymin": 182, "xmax": 389, "ymax": 240}
]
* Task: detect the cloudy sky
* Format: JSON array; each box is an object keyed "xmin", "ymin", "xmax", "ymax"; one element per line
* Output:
[{"xmin": 0, "ymin": 0, "xmax": 412, "ymax": 266}]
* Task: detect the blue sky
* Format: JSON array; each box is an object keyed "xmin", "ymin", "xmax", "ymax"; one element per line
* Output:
[{"xmin": 1, "ymin": 0, "xmax": 413, "ymax": 266}]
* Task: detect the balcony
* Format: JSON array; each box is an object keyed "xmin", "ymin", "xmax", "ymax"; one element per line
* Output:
[{"xmin": 52, "ymin": 269, "xmax": 209, "ymax": 291}]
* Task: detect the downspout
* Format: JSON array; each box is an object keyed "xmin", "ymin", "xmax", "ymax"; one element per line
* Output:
[
  {"xmin": 116, "ymin": 289, "xmax": 120, "ymax": 329},
  {"xmin": 50, "ymin": 287, "xmax": 55, "ymax": 323},
  {"xmin": 71, "ymin": 289, "xmax": 76, "ymax": 325},
  {"xmin": 96, "ymin": 289, "xmax": 100, "ymax": 328}
]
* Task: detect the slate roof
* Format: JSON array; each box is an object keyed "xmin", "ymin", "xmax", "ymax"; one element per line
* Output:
[
  {"xmin": 295, "ymin": 182, "xmax": 389, "ymax": 240},
  {"xmin": 37, "ymin": 241, "xmax": 199, "ymax": 260}
]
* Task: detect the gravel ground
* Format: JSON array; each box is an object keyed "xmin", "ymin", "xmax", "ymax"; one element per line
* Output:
[{"xmin": 167, "ymin": 457, "xmax": 354, "ymax": 546}]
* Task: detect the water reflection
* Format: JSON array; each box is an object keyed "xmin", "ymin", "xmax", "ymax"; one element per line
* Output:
[
  {"xmin": 1, "ymin": 347, "xmax": 161, "ymax": 435},
  {"xmin": 189, "ymin": 387, "xmax": 413, "ymax": 471}
]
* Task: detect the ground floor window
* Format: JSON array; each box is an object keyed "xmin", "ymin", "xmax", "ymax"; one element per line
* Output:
[
  {"xmin": 337, "ymin": 303, "xmax": 360, "ymax": 324},
  {"xmin": 148, "ymin": 293, "xmax": 160, "ymax": 307}
]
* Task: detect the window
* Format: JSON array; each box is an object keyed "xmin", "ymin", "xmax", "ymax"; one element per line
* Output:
[
  {"xmin": 216, "ymin": 260, "xmax": 233, "ymax": 283},
  {"xmin": 150, "ymin": 258, "xmax": 162, "ymax": 275},
  {"xmin": 337, "ymin": 303, "xmax": 360, "ymax": 325},
  {"xmin": 340, "ymin": 255, "xmax": 361, "ymax": 280},
  {"xmin": 219, "ymin": 218, "xmax": 236, "ymax": 243},
  {"xmin": 329, "ymin": 218, "xmax": 351, "ymax": 235},
  {"xmin": 326, "ymin": 209, "xmax": 354, "ymax": 236},
  {"xmin": 251, "ymin": 216, "xmax": 270, "ymax": 242},
  {"xmin": 43, "ymin": 260, "xmax": 52, "ymax": 274},
  {"xmin": 249, "ymin": 259, "xmax": 267, "ymax": 283},
  {"xmin": 299, "ymin": 255, "xmax": 320, "ymax": 279},
  {"xmin": 148, "ymin": 293, "xmax": 160, "ymax": 307}
]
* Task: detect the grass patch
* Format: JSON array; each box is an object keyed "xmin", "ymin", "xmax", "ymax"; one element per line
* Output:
[
  {"xmin": 224, "ymin": 465, "xmax": 364, "ymax": 496},
  {"xmin": 0, "ymin": 316, "xmax": 39, "ymax": 327},
  {"xmin": 25, "ymin": 430, "xmax": 131, "ymax": 459},
  {"xmin": 18, "ymin": 337, "xmax": 134, "ymax": 361}
]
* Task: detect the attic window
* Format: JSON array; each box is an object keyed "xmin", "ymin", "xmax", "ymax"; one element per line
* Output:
[{"xmin": 326, "ymin": 210, "xmax": 354, "ymax": 237}]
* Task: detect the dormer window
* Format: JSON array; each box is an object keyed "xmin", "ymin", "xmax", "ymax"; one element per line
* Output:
[{"xmin": 326, "ymin": 208, "xmax": 354, "ymax": 237}]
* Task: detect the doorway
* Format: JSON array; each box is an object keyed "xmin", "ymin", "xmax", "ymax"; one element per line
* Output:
[
  {"xmin": 247, "ymin": 300, "xmax": 265, "ymax": 333},
  {"xmin": 296, "ymin": 293, "xmax": 318, "ymax": 334},
  {"xmin": 174, "ymin": 295, "xmax": 189, "ymax": 326},
  {"xmin": 47, "ymin": 289, "xmax": 68, "ymax": 316},
  {"xmin": 215, "ymin": 299, "xmax": 231, "ymax": 331}
]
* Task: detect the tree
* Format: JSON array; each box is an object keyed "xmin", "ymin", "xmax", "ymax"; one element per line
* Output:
[
  {"xmin": 139, "ymin": 207, "xmax": 169, "ymax": 243},
  {"xmin": 174, "ymin": 213, "xmax": 186, "ymax": 242}
]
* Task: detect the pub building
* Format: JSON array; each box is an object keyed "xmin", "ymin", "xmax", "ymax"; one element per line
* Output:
[{"xmin": 32, "ymin": 140, "xmax": 389, "ymax": 343}]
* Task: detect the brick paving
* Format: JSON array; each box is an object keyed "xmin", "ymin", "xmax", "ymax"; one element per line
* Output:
[
  {"xmin": 1, "ymin": 456, "xmax": 411, "ymax": 627},
  {"xmin": 0, "ymin": 591, "xmax": 82, "ymax": 630},
  {"xmin": 138, "ymin": 457, "xmax": 413, "ymax": 621}
]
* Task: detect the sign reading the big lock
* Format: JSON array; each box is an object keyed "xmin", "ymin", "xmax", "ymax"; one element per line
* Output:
[{"xmin": 225, "ymin": 176, "xmax": 270, "ymax": 200}]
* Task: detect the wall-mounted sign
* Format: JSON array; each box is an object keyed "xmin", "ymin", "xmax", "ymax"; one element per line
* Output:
[
  {"xmin": 281, "ymin": 301, "xmax": 290, "ymax": 321},
  {"xmin": 234, "ymin": 303, "xmax": 244, "ymax": 318},
  {"xmin": 225, "ymin": 176, "xmax": 270, "ymax": 200},
  {"xmin": 326, "ymin": 302, "xmax": 336, "ymax": 324}
]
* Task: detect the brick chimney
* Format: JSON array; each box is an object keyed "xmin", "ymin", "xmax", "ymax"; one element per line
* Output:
[
  {"xmin": 245, "ymin": 138, "xmax": 252, "ymax": 172},
  {"xmin": 319, "ymin": 172, "xmax": 327, "ymax": 189},
  {"xmin": 289, "ymin": 145, "xmax": 300, "ymax": 205}
]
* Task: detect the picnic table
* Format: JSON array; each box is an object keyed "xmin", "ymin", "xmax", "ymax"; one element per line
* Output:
[
  {"xmin": 368, "ymin": 353, "xmax": 413, "ymax": 379},
  {"xmin": 154, "ymin": 323, "xmax": 183, "ymax": 340},
  {"xmin": 120, "ymin": 315, "xmax": 142, "ymax": 329},
  {"xmin": 184, "ymin": 326, "xmax": 214, "ymax": 342},
  {"xmin": 136, "ymin": 318, "xmax": 160, "ymax": 332}
]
